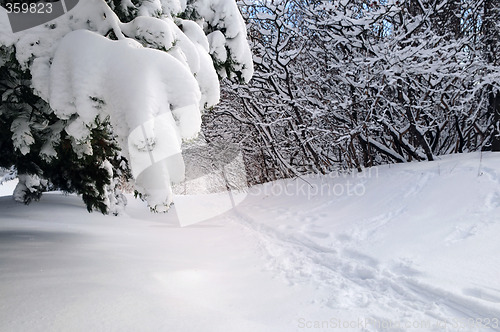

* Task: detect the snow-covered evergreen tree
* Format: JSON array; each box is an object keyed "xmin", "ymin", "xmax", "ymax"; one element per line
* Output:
[{"xmin": 0, "ymin": 0, "xmax": 253, "ymax": 213}]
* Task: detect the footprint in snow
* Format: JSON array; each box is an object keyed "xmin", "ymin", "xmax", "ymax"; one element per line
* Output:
[
  {"xmin": 305, "ymin": 231, "xmax": 330, "ymax": 239},
  {"xmin": 463, "ymin": 287, "xmax": 500, "ymax": 304},
  {"xmin": 445, "ymin": 224, "xmax": 478, "ymax": 245}
]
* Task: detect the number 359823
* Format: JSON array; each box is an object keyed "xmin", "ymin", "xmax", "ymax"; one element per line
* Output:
[{"xmin": 4, "ymin": 2, "xmax": 53, "ymax": 14}]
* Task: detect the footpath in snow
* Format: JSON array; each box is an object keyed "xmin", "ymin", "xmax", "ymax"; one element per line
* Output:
[{"xmin": 1, "ymin": 152, "xmax": 500, "ymax": 331}]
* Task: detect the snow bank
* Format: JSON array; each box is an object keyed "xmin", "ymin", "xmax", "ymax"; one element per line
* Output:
[
  {"xmin": 235, "ymin": 152, "xmax": 500, "ymax": 328},
  {"xmin": 1, "ymin": 153, "xmax": 499, "ymax": 331}
]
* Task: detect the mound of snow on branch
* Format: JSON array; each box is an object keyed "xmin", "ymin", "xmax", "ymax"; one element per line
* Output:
[{"xmin": 0, "ymin": 0, "xmax": 253, "ymax": 211}]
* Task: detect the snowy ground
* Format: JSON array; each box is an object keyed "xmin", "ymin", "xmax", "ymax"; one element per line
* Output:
[{"xmin": 1, "ymin": 152, "xmax": 500, "ymax": 331}]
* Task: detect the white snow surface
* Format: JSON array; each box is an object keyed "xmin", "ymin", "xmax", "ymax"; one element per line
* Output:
[{"xmin": 1, "ymin": 152, "xmax": 500, "ymax": 331}]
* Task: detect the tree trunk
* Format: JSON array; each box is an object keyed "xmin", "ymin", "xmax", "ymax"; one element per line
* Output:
[
  {"xmin": 490, "ymin": 90, "xmax": 500, "ymax": 151},
  {"xmin": 483, "ymin": 0, "xmax": 500, "ymax": 150}
]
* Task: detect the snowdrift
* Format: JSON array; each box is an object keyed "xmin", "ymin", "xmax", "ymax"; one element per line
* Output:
[{"xmin": 1, "ymin": 152, "xmax": 499, "ymax": 331}]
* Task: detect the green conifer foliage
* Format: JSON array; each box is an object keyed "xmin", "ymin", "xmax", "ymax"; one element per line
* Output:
[{"xmin": 0, "ymin": 46, "xmax": 131, "ymax": 214}]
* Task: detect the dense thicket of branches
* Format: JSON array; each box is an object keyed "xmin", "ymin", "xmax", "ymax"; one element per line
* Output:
[{"xmin": 204, "ymin": 0, "xmax": 500, "ymax": 184}]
